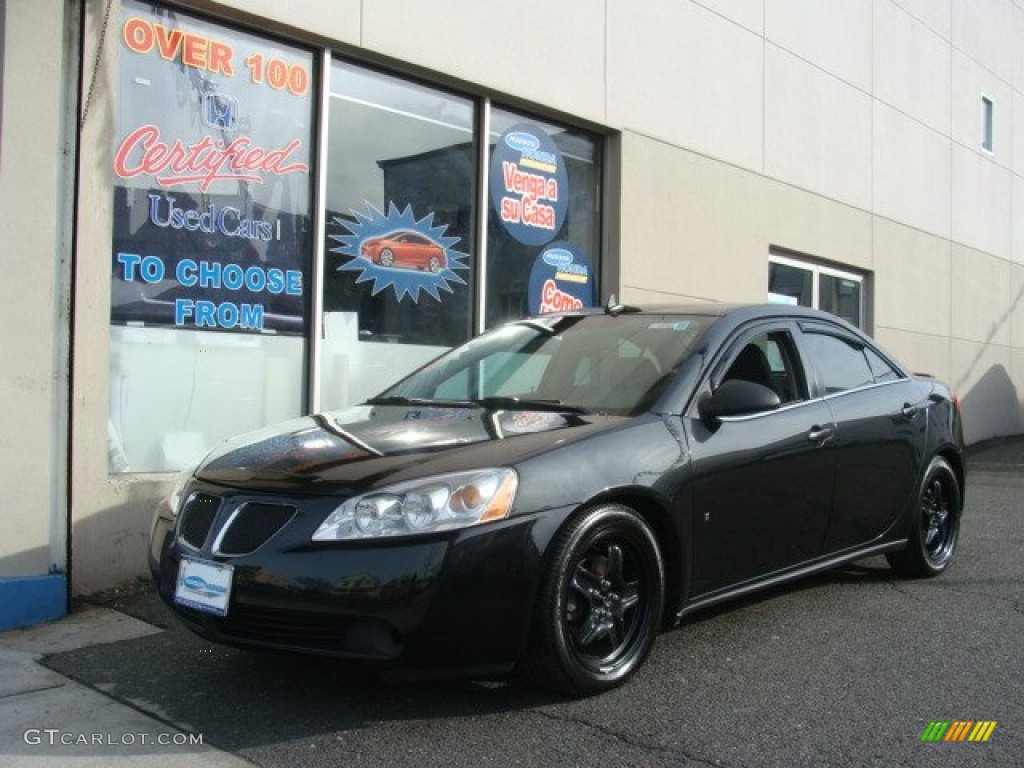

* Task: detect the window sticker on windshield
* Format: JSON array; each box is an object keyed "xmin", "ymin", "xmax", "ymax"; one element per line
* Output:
[{"xmin": 648, "ymin": 322, "xmax": 691, "ymax": 331}]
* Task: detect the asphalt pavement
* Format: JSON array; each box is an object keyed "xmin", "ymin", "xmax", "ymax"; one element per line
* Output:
[{"xmin": 2, "ymin": 438, "xmax": 1022, "ymax": 767}]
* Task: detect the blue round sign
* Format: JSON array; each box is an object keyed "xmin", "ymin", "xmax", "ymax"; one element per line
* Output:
[
  {"xmin": 527, "ymin": 242, "xmax": 595, "ymax": 315},
  {"xmin": 489, "ymin": 124, "xmax": 569, "ymax": 247}
]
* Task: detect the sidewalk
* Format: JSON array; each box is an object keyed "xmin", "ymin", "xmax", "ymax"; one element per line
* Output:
[{"xmin": 0, "ymin": 604, "xmax": 252, "ymax": 767}]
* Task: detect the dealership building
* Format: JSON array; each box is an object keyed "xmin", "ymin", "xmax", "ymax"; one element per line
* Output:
[{"xmin": 2, "ymin": 0, "xmax": 1023, "ymax": 628}]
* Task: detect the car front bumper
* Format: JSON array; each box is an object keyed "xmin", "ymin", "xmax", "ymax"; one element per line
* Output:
[{"xmin": 149, "ymin": 483, "xmax": 573, "ymax": 675}]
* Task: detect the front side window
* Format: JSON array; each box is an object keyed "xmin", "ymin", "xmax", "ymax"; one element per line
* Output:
[{"xmin": 722, "ymin": 331, "xmax": 805, "ymax": 404}]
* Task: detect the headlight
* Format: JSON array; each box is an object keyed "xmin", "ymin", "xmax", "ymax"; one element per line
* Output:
[
  {"xmin": 166, "ymin": 469, "xmax": 194, "ymax": 517},
  {"xmin": 312, "ymin": 468, "xmax": 518, "ymax": 541}
]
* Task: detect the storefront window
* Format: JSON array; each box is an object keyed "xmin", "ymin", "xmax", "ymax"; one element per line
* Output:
[
  {"xmin": 109, "ymin": 1, "xmax": 314, "ymax": 472},
  {"xmin": 486, "ymin": 108, "xmax": 603, "ymax": 328},
  {"xmin": 321, "ymin": 61, "xmax": 475, "ymax": 411},
  {"xmin": 106, "ymin": 4, "xmax": 605, "ymax": 471}
]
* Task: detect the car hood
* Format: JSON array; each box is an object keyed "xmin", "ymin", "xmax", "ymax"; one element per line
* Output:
[{"xmin": 194, "ymin": 404, "xmax": 628, "ymax": 493}]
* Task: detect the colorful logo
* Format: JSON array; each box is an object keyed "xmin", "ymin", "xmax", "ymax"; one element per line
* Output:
[
  {"xmin": 330, "ymin": 203, "xmax": 469, "ymax": 302},
  {"xmin": 203, "ymin": 92, "xmax": 238, "ymax": 130},
  {"xmin": 920, "ymin": 721, "xmax": 997, "ymax": 742},
  {"xmin": 181, "ymin": 575, "xmax": 228, "ymax": 599},
  {"xmin": 489, "ymin": 123, "xmax": 568, "ymax": 246},
  {"xmin": 527, "ymin": 241, "xmax": 595, "ymax": 315}
]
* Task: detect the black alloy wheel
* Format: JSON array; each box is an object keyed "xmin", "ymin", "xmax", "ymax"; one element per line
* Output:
[
  {"xmin": 887, "ymin": 456, "xmax": 961, "ymax": 577},
  {"xmin": 524, "ymin": 504, "xmax": 664, "ymax": 695}
]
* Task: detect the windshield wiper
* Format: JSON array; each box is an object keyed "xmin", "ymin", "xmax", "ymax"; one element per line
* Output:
[
  {"xmin": 474, "ymin": 396, "xmax": 589, "ymax": 414},
  {"xmin": 366, "ymin": 394, "xmax": 589, "ymax": 414},
  {"xmin": 363, "ymin": 395, "xmax": 445, "ymax": 406}
]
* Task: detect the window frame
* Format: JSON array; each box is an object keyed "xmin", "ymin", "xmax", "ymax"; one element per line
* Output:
[
  {"xmin": 796, "ymin": 323, "xmax": 908, "ymax": 400},
  {"xmin": 981, "ymin": 94, "xmax": 994, "ymax": 153},
  {"xmin": 310, "ymin": 56, "xmax": 608, "ymax": 413},
  {"xmin": 768, "ymin": 252, "xmax": 867, "ymax": 330}
]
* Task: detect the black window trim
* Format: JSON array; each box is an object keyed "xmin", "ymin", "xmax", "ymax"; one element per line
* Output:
[{"xmin": 796, "ymin": 324, "xmax": 909, "ymax": 400}]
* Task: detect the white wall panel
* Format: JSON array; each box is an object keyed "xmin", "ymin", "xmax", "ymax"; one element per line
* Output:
[
  {"xmin": 952, "ymin": 0, "xmax": 1014, "ymax": 80},
  {"xmin": 951, "ymin": 244, "xmax": 1012, "ymax": 345},
  {"xmin": 1013, "ymin": 90, "xmax": 1024, "ymax": 176},
  {"xmin": 695, "ymin": 0, "xmax": 765, "ymax": 34},
  {"xmin": 766, "ymin": 0, "xmax": 873, "ymax": 91},
  {"xmin": 617, "ymin": 133, "xmax": 768, "ymax": 303},
  {"xmin": 765, "ymin": 46, "xmax": 872, "ymax": 208},
  {"xmin": 873, "ymin": 103, "xmax": 952, "ymax": 237},
  {"xmin": 891, "ymin": 0, "xmax": 952, "ymax": 40},
  {"xmin": 1013, "ymin": 173, "xmax": 1024, "ymax": 264},
  {"xmin": 951, "ymin": 340, "xmax": 1018, "ymax": 441},
  {"xmin": 951, "ymin": 144, "xmax": 1012, "ymax": 260},
  {"xmin": 874, "ymin": 0, "xmax": 951, "ymax": 135},
  {"xmin": 607, "ymin": 0, "xmax": 764, "ymax": 172},
  {"xmin": 872, "ymin": 219, "xmax": 952, "ymax": 336},
  {"xmin": 1014, "ymin": 4, "xmax": 1024, "ymax": 91},
  {"xmin": 237, "ymin": 0, "xmax": 361, "ymax": 44},
  {"xmin": 362, "ymin": 0, "xmax": 607, "ymax": 124}
]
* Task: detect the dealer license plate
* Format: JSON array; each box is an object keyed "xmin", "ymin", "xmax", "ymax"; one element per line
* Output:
[{"xmin": 174, "ymin": 557, "xmax": 233, "ymax": 617}]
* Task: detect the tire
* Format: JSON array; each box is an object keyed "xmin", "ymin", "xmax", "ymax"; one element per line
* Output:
[
  {"xmin": 886, "ymin": 456, "xmax": 961, "ymax": 578},
  {"xmin": 428, "ymin": 256, "xmax": 441, "ymax": 273},
  {"xmin": 379, "ymin": 248, "xmax": 394, "ymax": 267},
  {"xmin": 523, "ymin": 504, "xmax": 664, "ymax": 696}
]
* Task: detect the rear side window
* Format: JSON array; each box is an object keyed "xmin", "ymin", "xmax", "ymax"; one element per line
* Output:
[{"xmin": 802, "ymin": 333, "xmax": 874, "ymax": 394}]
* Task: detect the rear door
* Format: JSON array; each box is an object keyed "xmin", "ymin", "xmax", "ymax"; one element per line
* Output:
[
  {"xmin": 686, "ymin": 322, "xmax": 837, "ymax": 595},
  {"xmin": 796, "ymin": 324, "xmax": 928, "ymax": 553}
]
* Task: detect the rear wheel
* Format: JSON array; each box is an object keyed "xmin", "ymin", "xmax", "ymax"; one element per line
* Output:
[
  {"xmin": 523, "ymin": 504, "xmax": 664, "ymax": 696},
  {"xmin": 887, "ymin": 456, "xmax": 961, "ymax": 577}
]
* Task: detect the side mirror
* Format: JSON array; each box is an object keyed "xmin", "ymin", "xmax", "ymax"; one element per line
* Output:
[{"xmin": 698, "ymin": 379, "xmax": 781, "ymax": 425}]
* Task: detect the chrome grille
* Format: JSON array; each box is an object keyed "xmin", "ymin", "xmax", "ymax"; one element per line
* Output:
[{"xmin": 213, "ymin": 502, "xmax": 296, "ymax": 556}]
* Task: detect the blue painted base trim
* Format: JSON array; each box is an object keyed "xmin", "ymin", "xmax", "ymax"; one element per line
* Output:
[{"xmin": 0, "ymin": 574, "xmax": 67, "ymax": 631}]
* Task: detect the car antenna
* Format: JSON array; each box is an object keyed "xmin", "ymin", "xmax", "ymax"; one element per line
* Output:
[{"xmin": 605, "ymin": 294, "xmax": 641, "ymax": 316}]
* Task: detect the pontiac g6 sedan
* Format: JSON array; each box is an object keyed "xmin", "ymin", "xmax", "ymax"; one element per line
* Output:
[{"xmin": 149, "ymin": 303, "xmax": 965, "ymax": 695}]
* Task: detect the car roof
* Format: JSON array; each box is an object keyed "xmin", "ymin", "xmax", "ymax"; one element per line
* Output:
[{"xmin": 540, "ymin": 301, "xmax": 860, "ymax": 329}]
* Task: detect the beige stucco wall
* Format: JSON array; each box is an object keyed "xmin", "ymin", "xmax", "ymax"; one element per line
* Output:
[
  {"xmin": 0, "ymin": 0, "xmax": 70, "ymax": 579},
  {"xmin": 53, "ymin": 0, "xmax": 1024, "ymax": 593}
]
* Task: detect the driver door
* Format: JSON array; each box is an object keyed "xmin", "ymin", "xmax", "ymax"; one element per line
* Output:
[{"xmin": 686, "ymin": 324, "xmax": 837, "ymax": 595}]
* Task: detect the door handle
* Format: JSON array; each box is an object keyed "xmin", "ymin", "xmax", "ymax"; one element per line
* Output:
[
  {"xmin": 901, "ymin": 403, "xmax": 919, "ymax": 420},
  {"xmin": 808, "ymin": 425, "xmax": 835, "ymax": 444}
]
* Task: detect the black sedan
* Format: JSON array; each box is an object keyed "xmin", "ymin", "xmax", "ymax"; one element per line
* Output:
[{"xmin": 149, "ymin": 302, "xmax": 965, "ymax": 695}]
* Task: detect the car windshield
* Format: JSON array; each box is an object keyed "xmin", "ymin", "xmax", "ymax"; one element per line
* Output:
[{"xmin": 370, "ymin": 313, "xmax": 713, "ymax": 415}]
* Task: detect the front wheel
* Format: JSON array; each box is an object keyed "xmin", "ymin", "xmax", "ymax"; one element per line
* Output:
[
  {"xmin": 523, "ymin": 504, "xmax": 664, "ymax": 696},
  {"xmin": 887, "ymin": 456, "xmax": 961, "ymax": 577}
]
